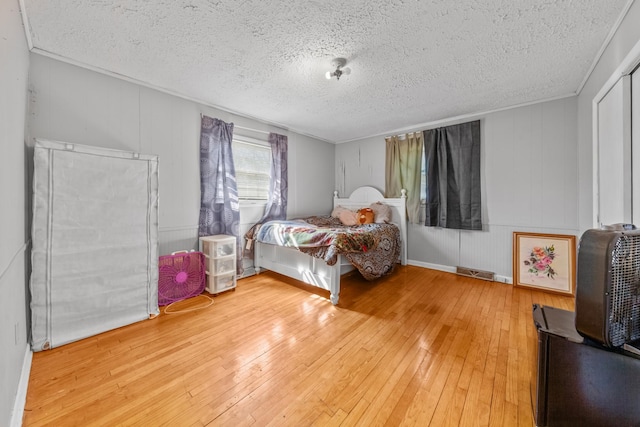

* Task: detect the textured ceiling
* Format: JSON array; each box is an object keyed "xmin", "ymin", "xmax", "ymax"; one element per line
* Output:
[{"xmin": 22, "ymin": 0, "xmax": 631, "ymax": 143}]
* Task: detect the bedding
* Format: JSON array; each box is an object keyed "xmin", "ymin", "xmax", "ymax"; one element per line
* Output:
[
  {"xmin": 255, "ymin": 215, "xmax": 400, "ymax": 280},
  {"xmin": 253, "ymin": 186, "xmax": 407, "ymax": 305}
]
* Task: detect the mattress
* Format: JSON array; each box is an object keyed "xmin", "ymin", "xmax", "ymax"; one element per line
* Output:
[
  {"xmin": 256, "ymin": 215, "xmax": 401, "ymax": 280},
  {"xmin": 30, "ymin": 139, "xmax": 159, "ymax": 351}
]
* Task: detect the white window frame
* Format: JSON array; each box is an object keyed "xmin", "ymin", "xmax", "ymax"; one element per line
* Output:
[{"xmin": 233, "ymin": 135, "xmax": 271, "ymax": 208}]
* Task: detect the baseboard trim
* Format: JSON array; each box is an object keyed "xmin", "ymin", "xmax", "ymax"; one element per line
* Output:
[
  {"xmin": 494, "ymin": 274, "xmax": 513, "ymax": 285},
  {"xmin": 11, "ymin": 344, "xmax": 32, "ymax": 427},
  {"xmin": 407, "ymin": 260, "xmax": 513, "ymax": 284},
  {"xmin": 407, "ymin": 260, "xmax": 457, "ymax": 274}
]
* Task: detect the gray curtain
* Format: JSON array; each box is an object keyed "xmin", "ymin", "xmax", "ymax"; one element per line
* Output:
[
  {"xmin": 424, "ymin": 120, "xmax": 482, "ymax": 230},
  {"xmin": 198, "ymin": 115, "xmax": 243, "ymax": 273},
  {"xmin": 259, "ymin": 132, "xmax": 288, "ymax": 223}
]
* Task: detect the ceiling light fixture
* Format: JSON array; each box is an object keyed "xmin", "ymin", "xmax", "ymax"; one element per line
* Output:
[{"xmin": 325, "ymin": 58, "xmax": 350, "ymax": 80}]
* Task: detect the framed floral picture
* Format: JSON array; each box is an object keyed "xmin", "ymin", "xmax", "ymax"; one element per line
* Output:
[{"xmin": 512, "ymin": 232, "xmax": 577, "ymax": 295}]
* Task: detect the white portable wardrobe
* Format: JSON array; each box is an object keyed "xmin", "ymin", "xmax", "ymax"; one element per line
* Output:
[{"xmin": 30, "ymin": 139, "xmax": 159, "ymax": 351}]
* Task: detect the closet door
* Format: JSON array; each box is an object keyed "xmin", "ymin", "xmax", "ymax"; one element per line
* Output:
[{"xmin": 595, "ymin": 75, "xmax": 631, "ymax": 227}]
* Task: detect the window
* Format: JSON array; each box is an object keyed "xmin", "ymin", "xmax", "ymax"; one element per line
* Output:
[
  {"xmin": 420, "ymin": 154, "xmax": 426, "ymax": 203},
  {"xmin": 233, "ymin": 138, "xmax": 271, "ymax": 200}
]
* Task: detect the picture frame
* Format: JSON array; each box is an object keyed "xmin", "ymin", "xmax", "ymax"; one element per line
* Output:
[{"xmin": 512, "ymin": 232, "xmax": 576, "ymax": 295}]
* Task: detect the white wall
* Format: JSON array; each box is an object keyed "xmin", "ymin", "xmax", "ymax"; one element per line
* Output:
[
  {"xmin": 27, "ymin": 54, "xmax": 335, "ymax": 258},
  {"xmin": 12, "ymin": 2, "xmax": 640, "ymax": 420},
  {"xmin": 331, "ymin": 0, "xmax": 640, "ymax": 281},
  {"xmin": 577, "ymin": 1, "xmax": 640, "ymax": 233},
  {"xmin": 336, "ymin": 96, "xmax": 579, "ymax": 280},
  {"xmin": 0, "ymin": 1, "xmax": 31, "ymax": 425}
]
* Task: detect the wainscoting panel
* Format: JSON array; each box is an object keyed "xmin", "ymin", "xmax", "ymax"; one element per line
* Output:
[
  {"xmin": 158, "ymin": 226, "xmax": 199, "ymax": 256},
  {"xmin": 459, "ymin": 225, "xmax": 580, "ymax": 282},
  {"xmin": 1, "ymin": 244, "xmax": 30, "ymax": 427},
  {"xmin": 159, "ymin": 205, "xmax": 263, "ymax": 271},
  {"xmin": 407, "ymin": 224, "xmax": 460, "ymax": 268},
  {"xmin": 459, "ymin": 225, "xmax": 514, "ymax": 281}
]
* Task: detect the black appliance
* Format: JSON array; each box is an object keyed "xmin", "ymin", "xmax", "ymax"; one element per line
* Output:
[{"xmin": 532, "ymin": 304, "xmax": 640, "ymax": 427}]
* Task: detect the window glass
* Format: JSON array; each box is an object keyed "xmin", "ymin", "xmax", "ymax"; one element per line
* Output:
[
  {"xmin": 233, "ymin": 139, "xmax": 271, "ymax": 200},
  {"xmin": 421, "ymin": 155, "xmax": 426, "ymax": 202}
]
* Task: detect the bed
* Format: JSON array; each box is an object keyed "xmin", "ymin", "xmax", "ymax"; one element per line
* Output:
[{"xmin": 253, "ymin": 186, "xmax": 407, "ymax": 305}]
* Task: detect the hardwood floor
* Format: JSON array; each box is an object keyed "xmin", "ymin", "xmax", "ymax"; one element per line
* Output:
[{"xmin": 23, "ymin": 266, "xmax": 574, "ymax": 426}]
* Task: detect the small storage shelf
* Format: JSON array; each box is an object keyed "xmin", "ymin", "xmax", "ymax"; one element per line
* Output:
[
  {"xmin": 206, "ymin": 255, "xmax": 235, "ymax": 275},
  {"xmin": 199, "ymin": 235, "xmax": 237, "ymax": 295}
]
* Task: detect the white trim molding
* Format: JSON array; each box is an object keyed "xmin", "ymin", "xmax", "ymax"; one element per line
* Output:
[
  {"xmin": 576, "ymin": 0, "xmax": 637, "ymax": 94},
  {"xmin": 408, "ymin": 260, "xmax": 457, "ymax": 274},
  {"xmin": 408, "ymin": 260, "xmax": 513, "ymax": 284},
  {"xmin": 10, "ymin": 344, "xmax": 32, "ymax": 427}
]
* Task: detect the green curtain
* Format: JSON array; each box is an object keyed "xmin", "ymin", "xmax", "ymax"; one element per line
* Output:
[{"xmin": 385, "ymin": 132, "xmax": 423, "ymax": 223}]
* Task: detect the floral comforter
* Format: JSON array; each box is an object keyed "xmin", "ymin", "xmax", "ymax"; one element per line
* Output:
[{"xmin": 254, "ymin": 216, "xmax": 401, "ymax": 280}]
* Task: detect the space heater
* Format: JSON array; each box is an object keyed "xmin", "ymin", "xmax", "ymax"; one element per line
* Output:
[
  {"xmin": 575, "ymin": 225, "xmax": 640, "ymax": 349},
  {"xmin": 158, "ymin": 251, "xmax": 206, "ymax": 306}
]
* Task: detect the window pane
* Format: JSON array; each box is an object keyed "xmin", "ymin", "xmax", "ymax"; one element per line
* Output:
[{"xmin": 233, "ymin": 140, "xmax": 271, "ymax": 200}]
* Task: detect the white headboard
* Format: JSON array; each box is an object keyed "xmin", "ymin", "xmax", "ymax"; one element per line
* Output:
[{"xmin": 333, "ymin": 186, "xmax": 408, "ymax": 265}]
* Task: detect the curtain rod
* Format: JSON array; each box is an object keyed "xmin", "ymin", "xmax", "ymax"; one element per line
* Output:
[
  {"xmin": 384, "ymin": 131, "xmax": 422, "ymax": 140},
  {"xmin": 199, "ymin": 114, "xmax": 274, "ymax": 135},
  {"xmin": 234, "ymin": 125, "xmax": 271, "ymax": 135}
]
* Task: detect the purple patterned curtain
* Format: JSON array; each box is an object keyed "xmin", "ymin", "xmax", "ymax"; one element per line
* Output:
[
  {"xmin": 259, "ymin": 132, "xmax": 288, "ymax": 222},
  {"xmin": 198, "ymin": 116, "xmax": 242, "ymax": 274}
]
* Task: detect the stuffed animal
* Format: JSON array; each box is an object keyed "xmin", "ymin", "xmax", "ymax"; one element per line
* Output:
[{"xmin": 357, "ymin": 207, "xmax": 375, "ymax": 224}]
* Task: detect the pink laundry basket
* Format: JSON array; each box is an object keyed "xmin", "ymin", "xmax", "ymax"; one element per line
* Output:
[{"xmin": 158, "ymin": 251, "xmax": 206, "ymax": 306}]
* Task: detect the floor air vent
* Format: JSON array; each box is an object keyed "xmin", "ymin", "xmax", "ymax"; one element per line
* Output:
[{"xmin": 456, "ymin": 266, "xmax": 494, "ymax": 281}]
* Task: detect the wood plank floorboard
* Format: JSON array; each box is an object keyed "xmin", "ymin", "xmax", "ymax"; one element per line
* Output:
[{"xmin": 22, "ymin": 265, "xmax": 574, "ymax": 426}]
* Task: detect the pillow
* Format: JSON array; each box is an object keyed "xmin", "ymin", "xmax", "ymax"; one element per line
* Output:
[
  {"xmin": 331, "ymin": 205, "xmax": 349, "ymax": 218},
  {"xmin": 338, "ymin": 209, "xmax": 358, "ymax": 226},
  {"xmin": 370, "ymin": 202, "xmax": 392, "ymax": 223},
  {"xmin": 357, "ymin": 208, "xmax": 375, "ymax": 224}
]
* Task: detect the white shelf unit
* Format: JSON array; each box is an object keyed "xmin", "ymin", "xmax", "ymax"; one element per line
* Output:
[{"xmin": 199, "ymin": 235, "xmax": 237, "ymax": 295}]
